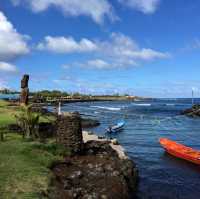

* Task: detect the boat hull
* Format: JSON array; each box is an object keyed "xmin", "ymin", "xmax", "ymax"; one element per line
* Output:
[
  {"xmin": 107, "ymin": 126, "xmax": 124, "ymax": 133},
  {"xmin": 160, "ymin": 138, "xmax": 200, "ymax": 165},
  {"xmin": 106, "ymin": 122, "xmax": 125, "ymax": 133}
]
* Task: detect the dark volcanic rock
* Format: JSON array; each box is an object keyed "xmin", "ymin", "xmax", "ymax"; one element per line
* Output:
[
  {"xmin": 39, "ymin": 122, "xmax": 56, "ymax": 138},
  {"xmin": 31, "ymin": 105, "xmax": 54, "ymax": 116},
  {"xmin": 182, "ymin": 104, "xmax": 200, "ymax": 117},
  {"xmin": 56, "ymin": 113, "xmax": 83, "ymax": 154},
  {"xmin": 81, "ymin": 118, "xmax": 100, "ymax": 128},
  {"xmin": 48, "ymin": 141, "xmax": 138, "ymax": 199},
  {"xmin": 7, "ymin": 122, "xmax": 56, "ymax": 138},
  {"xmin": 7, "ymin": 124, "xmax": 22, "ymax": 133}
]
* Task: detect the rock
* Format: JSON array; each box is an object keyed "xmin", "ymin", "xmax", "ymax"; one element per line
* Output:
[
  {"xmin": 7, "ymin": 124, "xmax": 22, "ymax": 133},
  {"xmin": 98, "ymin": 136, "xmax": 106, "ymax": 140},
  {"xmin": 70, "ymin": 171, "xmax": 83, "ymax": 179},
  {"xmin": 182, "ymin": 104, "xmax": 200, "ymax": 117},
  {"xmin": 56, "ymin": 112, "xmax": 83, "ymax": 154},
  {"xmin": 111, "ymin": 139, "xmax": 119, "ymax": 145},
  {"xmin": 48, "ymin": 140, "xmax": 138, "ymax": 199},
  {"xmin": 7, "ymin": 122, "xmax": 56, "ymax": 138},
  {"xmin": 112, "ymin": 171, "xmax": 120, "ymax": 177},
  {"xmin": 87, "ymin": 163, "xmax": 94, "ymax": 169},
  {"xmin": 87, "ymin": 131, "xmax": 94, "ymax": 135},
  {"xmin": 38, "ymin": 122, "xmax": 56, "ymax": 138},
  {"xmin": 63, "ymin": 181, "xmax": 72, "ymax": 190},
  {"xmin": 31, "ymin": 105, "xmax": 53, "ymax": 115},
  {"xmin": 81, "ymin": 118, "xmax": 100, "ymax": 128},
  {"xmin": 101, "ymin": 195, "xmax": 108, "ymax": 199}
]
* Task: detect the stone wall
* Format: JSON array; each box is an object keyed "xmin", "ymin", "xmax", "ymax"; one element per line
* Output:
[{"xmin": 56, "ymin": 112, "xmax": 83, "ymax": 154}]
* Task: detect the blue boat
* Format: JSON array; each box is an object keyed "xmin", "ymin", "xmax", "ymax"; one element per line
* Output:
[{"xmin": 106, "ymin": 121, "xmax": 125, "ymax": 133}]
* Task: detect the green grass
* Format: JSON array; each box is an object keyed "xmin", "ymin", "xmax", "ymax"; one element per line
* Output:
[
  {"xmin": 0, "ymin": 100, "xmax": 63, "ymax": 198},
  {"xmin": 0, "ymin": 100, "xmax": 55, "ymax": 126},
  {"xmin": 0, "ymin": 101, "xmax": 18, "ymax": 125},
  {"xmin": 0, "ymin": 134, "xmax": 65, "ymax": 199}
]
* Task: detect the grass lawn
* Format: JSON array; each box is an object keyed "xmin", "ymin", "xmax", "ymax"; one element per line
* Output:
[
  {"xmin": 0, "ymin": 100, "xmax": 18, "ymax": 125},
  {"xmin": 0, "ymin": 100, "xmax": 62, "ymax": 198},
  {"xmin": 0, "ymin": 100, "xmax": 55, "ymax": 126},
  {"xmin": 0, "ymin": 133, "xmax": 65, "ymax": 199}
]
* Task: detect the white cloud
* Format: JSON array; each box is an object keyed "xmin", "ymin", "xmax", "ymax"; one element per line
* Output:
[
  {"xmin": 40, "ymin": 32, "xmax": 169, "ymax": 69},
  {"xmin": 0, "ymin": 79, "xmax": 8, "ymax": 89},
  {"xmin": 97, "ymin": 32, "xmax": 169, "ymax": 66},
  {"xmin": 0, "ymin": 11, "xmax": 29, "ymax": 62},
  {"xmin": 0, "ymin": 62, "xmax": 17, "ymax": 73},
  {"xmin": 85, "ymin": 59, "xmax": 110, "ymax": 69},
  {"xmin": 11, "ymin": 0, "xmax": 116, "ymax": 24},
  {"xmin": 37, "ymin": 36, "xmax": 98, "ymax": 53},
  {"xmin": 124, "ymin": 48, "xmax": 169, "ymax": 60},
  {"xmin": 119, "ymin": 0, "xmax": 161, "ymax": 14}
]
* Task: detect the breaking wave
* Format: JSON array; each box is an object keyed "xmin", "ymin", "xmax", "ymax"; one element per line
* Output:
[{"xmin": 91, "ymin": 106, "xmax": 121, "ymax": 111}]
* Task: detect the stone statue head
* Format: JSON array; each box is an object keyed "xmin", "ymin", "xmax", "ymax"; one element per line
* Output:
[{"xmin": 21, "ymin": 74, "xmax": 29, "ymax": 88}]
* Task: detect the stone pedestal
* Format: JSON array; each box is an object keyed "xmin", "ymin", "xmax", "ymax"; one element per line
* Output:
[
  {"xmin": 20, "ymin": 74, "xmax": 29, "ymax": 105},
  {"xmin": 56, "ymin": 112, "xmax": 83, "ymax": 154}
]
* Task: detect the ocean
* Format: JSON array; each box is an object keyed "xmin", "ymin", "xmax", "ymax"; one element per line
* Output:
[
  {"xmin": 60, "ymin": 98, "xmax": 200, "ymax": 199},
  {"xmin": 0, "ymin": 94, "xmax": 19, "ymax": 100}
]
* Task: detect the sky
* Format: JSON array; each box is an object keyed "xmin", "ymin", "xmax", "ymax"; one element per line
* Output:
[{"xmin": 1, "ymin": 0, "xmax": 200, "ymax": 97}]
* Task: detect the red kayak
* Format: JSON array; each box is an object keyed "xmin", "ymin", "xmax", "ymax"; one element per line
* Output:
[{"xmin": 159, "ymin": 138, "xmax": 200, "ymax": 165}]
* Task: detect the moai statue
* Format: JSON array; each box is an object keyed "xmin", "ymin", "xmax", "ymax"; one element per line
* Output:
[{"xmin": 20, "ymin": 74, "xmax": 29, "ymax": 105}]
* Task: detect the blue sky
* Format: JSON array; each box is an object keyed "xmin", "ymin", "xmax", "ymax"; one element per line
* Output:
[{"xmin": 1, "ymin": 0, "xmax": 200, "ymax": 97}]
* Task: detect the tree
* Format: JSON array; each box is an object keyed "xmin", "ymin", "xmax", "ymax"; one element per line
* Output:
[{"xmin": 15, "ymin": 105, "xmax": 40, "ymax": 140}]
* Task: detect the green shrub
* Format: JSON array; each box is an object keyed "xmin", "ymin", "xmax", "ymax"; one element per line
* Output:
[{"xmin": 15, "ymin": 105, "xmax": 40, "ymax": 140}]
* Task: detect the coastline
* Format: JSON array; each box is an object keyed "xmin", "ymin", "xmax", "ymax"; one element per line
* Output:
[
  {"xmin": 31, "ymin": 97, "xmax": 144, "ymax": 106},
  {"xmin": 82, "ymin": 131, "xmax": 128, "ymax": 159},
  {"xmin": 49, "ymin": 128, "xmax": 138, "ymax": 198}
]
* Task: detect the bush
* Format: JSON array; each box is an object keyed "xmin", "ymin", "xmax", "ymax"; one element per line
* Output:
[{"xmin": 15, "ymin": 105, "xmax": 40, "ymax": 140}]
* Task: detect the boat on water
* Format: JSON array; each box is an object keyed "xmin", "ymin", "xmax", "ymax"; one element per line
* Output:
[
  {"xmin": 106, "ymin": 121, "xmax": 125, "ymax": 133},
  {"xmin": 159, "ymin": 138, "xmax": 200, "ymax": 165}
]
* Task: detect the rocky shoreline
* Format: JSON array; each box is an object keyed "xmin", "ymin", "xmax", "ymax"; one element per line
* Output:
[
  {"xmin": 182, "ymin": 104, "xmax": 200, "ymax": 117},
  {"xmin": 5, "ymin": 102, "xmax": 138, "ymax": 198},
  {"xmin": 48, "ymin": 131, "xmax": 138, "ymax": 199}
]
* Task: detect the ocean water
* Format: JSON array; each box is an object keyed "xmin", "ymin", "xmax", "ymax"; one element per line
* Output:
[
  {"xmin": 0, "ymin": 94, "xmax": 19, "ymax": 99},
  {"xmin": 60, "ymin": 99, "xmax": 200, "ymax": 199}
]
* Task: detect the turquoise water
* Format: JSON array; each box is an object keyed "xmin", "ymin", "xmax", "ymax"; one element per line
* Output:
[
  {"xmin": 0, "ymin": 94, "xmax": 19, "ymax": 99},
  {"xmin": 60, "ymin": 99, "xmax": 200, "ymax": 199}
]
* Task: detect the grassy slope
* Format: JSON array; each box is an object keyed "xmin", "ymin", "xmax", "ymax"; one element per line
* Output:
[
  {"xmin": 0, "ymin": 134, "xmax": 64, "ymax": 199},
  {"xmin": 0, "ymin": 100, "xmax": 60, "ymax": 198}
]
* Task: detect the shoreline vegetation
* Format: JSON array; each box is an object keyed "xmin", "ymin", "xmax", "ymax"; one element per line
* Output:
[
  {"xmin": 0, "ymin": 99, "xmax": 138, "ymax": 198},
  {"xmin": 0, "ymin": 89, "xmax": 146, "ymax": 104}
]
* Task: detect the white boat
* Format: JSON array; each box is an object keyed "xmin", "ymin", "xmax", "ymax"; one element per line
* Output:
[{"xmin": 106, "ymin": 121, "xmax": 125, "ymax": 133}]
